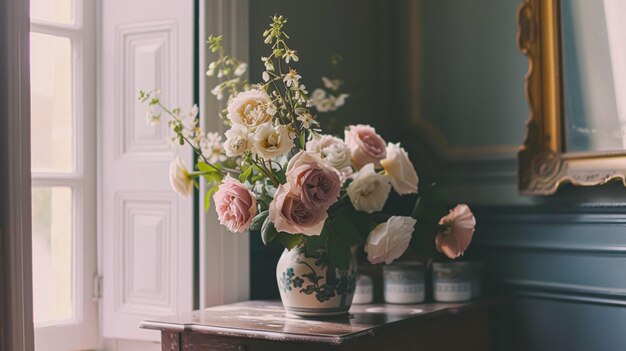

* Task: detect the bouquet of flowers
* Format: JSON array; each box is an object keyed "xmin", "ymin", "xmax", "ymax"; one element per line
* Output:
[{"xmin": 140, "ymin": 15, "xmax": 476, "ymax": 271}]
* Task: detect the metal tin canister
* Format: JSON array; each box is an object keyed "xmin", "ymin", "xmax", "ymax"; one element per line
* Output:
[
  {"xmin": 352, "ymin": 274, "xmax": 374, "ymax": 304},
  {"xmin": 432, "ymin": 261, "xmax": 481, "ymax": 302},
  {"xmin": 383, "ymin": 262, "xmax": 425, "ymax": 304}
]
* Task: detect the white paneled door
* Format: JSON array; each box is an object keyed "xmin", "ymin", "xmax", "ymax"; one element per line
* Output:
[{"xmin": 99, "ymin": 0, "xmax": 194, "ymax": 342}]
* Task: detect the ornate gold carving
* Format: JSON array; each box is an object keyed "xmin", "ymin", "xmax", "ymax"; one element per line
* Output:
[{"xmin": 517, "ymin": 0, "xmax": 626, "ymax": 195}]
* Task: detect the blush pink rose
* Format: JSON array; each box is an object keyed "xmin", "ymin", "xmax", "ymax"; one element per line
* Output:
[
  {"xmin": 286, "ymin": 151, "xmax": 341, "ymax": 210},
  {"xmin": 435, "ymin": 204, "xmax": 476, "ymax": 259},
  {"xmin": 269, "ymin": 184, "xmax": 328, "ymax": 236},
  {"xmin": 213, "ymin": 175, "xmax": 257, "ymax": 233},
  {"xmin": 344, "ymin": 124, "xmax": 387, "ymax": 169}
]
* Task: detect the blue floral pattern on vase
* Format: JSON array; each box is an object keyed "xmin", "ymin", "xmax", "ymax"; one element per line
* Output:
[{"xmin": 276, "ymin": 245, "xmax": 356, "ymax": 317}]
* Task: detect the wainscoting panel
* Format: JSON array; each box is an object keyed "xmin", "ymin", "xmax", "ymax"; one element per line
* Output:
[
  {"xmin": 513, "ymin": 297, "xmax": 626, "ymax": 350},
  {"xmin": 476, "ymin": 210, "xmax": 626, "ymax": 349}
]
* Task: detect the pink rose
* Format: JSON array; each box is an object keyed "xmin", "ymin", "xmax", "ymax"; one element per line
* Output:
[
  {"xmin": 286, "ymin": 151, "xmax": 341, "ymax": 210},
  {"xmin": 269, "ymin": 184, "xmax": 328, "ymax": 236},
  {"xmin": 344, "ymin": 124, "xmax": 387, "ymax": 169},
  {"xmin": 213, "ymin": 175, "xmax": 258, "ymax": 233},
  {"xmin": 435, "ymin": 204, "xmax": 476, "ymax": 259}
]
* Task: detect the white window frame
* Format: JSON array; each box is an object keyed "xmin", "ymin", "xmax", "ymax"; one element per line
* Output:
[{"xmin": 30, "ymin": 0, "xmax": 98, "ymax": 350}]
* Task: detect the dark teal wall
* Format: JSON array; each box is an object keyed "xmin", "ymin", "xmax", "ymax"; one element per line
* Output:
[
  {"xmin": 248, "ymin": 1, "xmax": 626, "ymax": 349},
  {"xmin": 418, "ymin": 1, "xmax": 626, "ymax": 350}
]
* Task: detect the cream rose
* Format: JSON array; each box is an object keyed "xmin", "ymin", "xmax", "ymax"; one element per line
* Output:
[
  {"xmin": 365, "ymin": 216, "xmax": 417, "ymax": 264},
  {"xmin": 306, "ymin": 134, "xmax": 344, "ymax": 154},
  {"xmin": 344, "ymin": 124, "xmax": 387, "ymax": 169},
  {"xmin": 322, "ymin": 142, "xmax": 352, "ymax": 171},
  {"xmin": 223, "ymin": 124, "xmax": 252, "ymax": 157},
  {"xmin": 346, "ymin": 163, "xmax": 392, "ymax": 213},
  {"xmin": 226, "ymin": 89, "xmax": 276, "ymax": 129},
  {"xmin": 252, "ymin": 123, "xmax": 295, "ymax": 159},
  {"xmin": 435, "ymin": 204, "xmax": 476, "ymax": 259},
  {"xmin": 306, "ymin": 134, "xmax": 352, "ymax": 172},
  {"xmin": 169, "ymin": 157, "xmax": 194, "ymax": 197},
  {"xmin": 381, "ymin": 143, "xmax": 418, "ymax": 195}
]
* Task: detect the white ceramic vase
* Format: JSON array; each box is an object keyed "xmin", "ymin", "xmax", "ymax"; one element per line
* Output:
[{"xmin": 276, "ymin": 245, "xmax": 356, "ymax": 317}]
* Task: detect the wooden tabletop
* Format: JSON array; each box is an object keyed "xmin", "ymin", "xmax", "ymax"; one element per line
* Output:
[{"xmin": 140, "ymin": 299, "xmax": 502, "ymax": 345}]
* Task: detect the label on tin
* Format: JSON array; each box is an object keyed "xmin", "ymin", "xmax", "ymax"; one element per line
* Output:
[
  {"xmin": 384, "ymin": 283, "xmax": 425, "ymax": 304},
  {"xmin": 433, "ymin": 281, "xmax": 472, "ymax": 302}
]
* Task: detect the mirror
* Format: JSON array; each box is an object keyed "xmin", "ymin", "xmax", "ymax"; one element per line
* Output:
[
  {"xmin": 517, "ymin": 0, "xmax": 626, "ymax": 194},
  {"xmin": 562, "ymin": 0, "xmax": 626, "ymax": 153}
]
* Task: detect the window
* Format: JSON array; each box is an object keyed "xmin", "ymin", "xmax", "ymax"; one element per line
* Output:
[{"xmin": 30, "ymin": 0, "xmax": 98, "ymax": 349}]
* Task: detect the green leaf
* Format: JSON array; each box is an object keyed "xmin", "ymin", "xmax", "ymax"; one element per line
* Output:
[
  {"xmin": 198, "ymin": 161, "xmax": 219, "ymax": 173},
  {"xmin": 274, "ymin": 169, "xmax": 287, "ymax": 184},
  {"xmin": 204, "ymin": 184, "xmax": 220, "ymax": 211},
  {"xmin": 411, "ymin": 195, "xmax": 423, "ymax": 218},
  {"xmin": 305, "ymin": 224, "xmax": 330, "ymax": 254},
  {"xmin": 202, "ymin": 172, "xmax": 223, "ymax": 183},
  {"xmin": 352, "ymin": 211, "xmax": 374, "ymax": 238},
  {"xmin": 327, "ymin": 230, "xmax": 351, "ymax": 270},
  {"xmin": 250, "ymin": 210, "xmax": 269, "ymax": 231},
  {"xmin": 251, "ymin": 173, "xmax": 265, "ymax": 183},
  {"xmin": 261, "ymin": 216, "xmax": 278, "ymax": 245},
  {"xmin": 276, "ymin": 233, "xmax": 303, "ymax": 250},
  {"xmin": 333, "ymin": 215, "xmax": 363, "ymax": 246},
  {"xmin": 239, "ymin": 166, "xmax": 253, "ymax": 183},
  {"xmin": 299, "ymin": 132, "xmax": 306, "ymax": 149}
]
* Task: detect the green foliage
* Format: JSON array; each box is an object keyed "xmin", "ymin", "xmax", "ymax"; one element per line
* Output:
[
  {"xmin": 239, "ymin": 166, "xmax": 253, "ymax": 183},
  {"xmin": 305, "ymin": 224, "xmax": 329, "ymax": 255},
  {"xmin": 409, "ymin": 183, "xmax": 451, "ymax": 259},
  {"xmin": 250, "ymin": 210, "xmax": 269, "ymax": 231},
  {"xmin": 316, "ymin": 207, "xmax": 366, "ymax": 270},
  {"xmin": 274, "ymin": 169, "xmax": 287, "ymax": 184},
  {"xmin": 276, "ymin": 232, "xmax": 303, "ymax": 250},
  {"xmin": 206, "ymin": 35, "xmax": 223, "ymax": 53},
  {"xmin": 261, "ymin": 216, "xmax": 278, "ymax": 245},
  {"xmin": 198, "ymin": 162, "xmax": 225, "ymax": 184},
  {"xmin": 204, "ymin": 184, "xmax": 219, "ymax": 211},
  {"xmin": 327, "ymin": 229, "xmax": 352, "ymax": 270}
]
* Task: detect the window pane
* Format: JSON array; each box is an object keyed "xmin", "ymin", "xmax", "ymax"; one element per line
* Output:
[
  {"xmin": 30, "ymin": 0, "xmax": 74, "ymax": 25},
  {"xmin": 30, "ymin": 33, "xmax": 74, "ymax": 173},
  {"xmin": 31, "ymin": 186, "xmax": 73, "ymax": 324}
]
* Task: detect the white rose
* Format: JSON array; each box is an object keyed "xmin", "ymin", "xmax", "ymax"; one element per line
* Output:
[
  {"xmin": 365, "ymin": 216, "xmax": 417, "ymax": 265},
  {"xmin": 252, "ymin": 123, "xmax": 295, "ymax": 159},
  {"xmin": 169, "ymin": 157, "xmax": 194, "ymax": 197},
  {"xmin": 226, "ymin": 89, "xmax": 276, "ymax": 129},
  {"xmin": 223, "ymin": 124, "xmax": 251, "ymax": 157},
  {"xmin": 305, "ymin": 134, "xmax": 344, "ymax": 154},
  {"xmin": 322, "ymin": 143, "xmax": 352, "ymax": 171},
  {"xmin": 306, "ymin": 134, "xmax": 352, "ymax": 171},
  {"xmin": 347, "ymin": 163, "xmax": 392, "ymax": 213},
  {"xmin": 380, "ymin": 143, "xmax": 418, "ymax": 195}
]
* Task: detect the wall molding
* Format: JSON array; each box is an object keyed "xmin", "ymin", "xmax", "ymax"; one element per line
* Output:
[
  {"xmin": 478, "ymin": 209, "xmax": 626, "ymax": 224},
  {"xmin": 513, "ymin": 290, "xmax": 626, "ymax": 307},
  {"xmin": 504, "ymin": 279, "xmax": 626, "ymax": 298}
]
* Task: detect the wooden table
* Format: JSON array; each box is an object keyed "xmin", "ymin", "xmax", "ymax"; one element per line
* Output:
[{"xmin": 140, "ymin": 298, "xmax": 508, "ymax": 351}]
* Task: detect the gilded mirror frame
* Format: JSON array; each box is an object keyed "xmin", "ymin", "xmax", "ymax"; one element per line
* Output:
[{"xmin": 517, "ymin": 0, "xmax": 626, "ymax": 195}]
